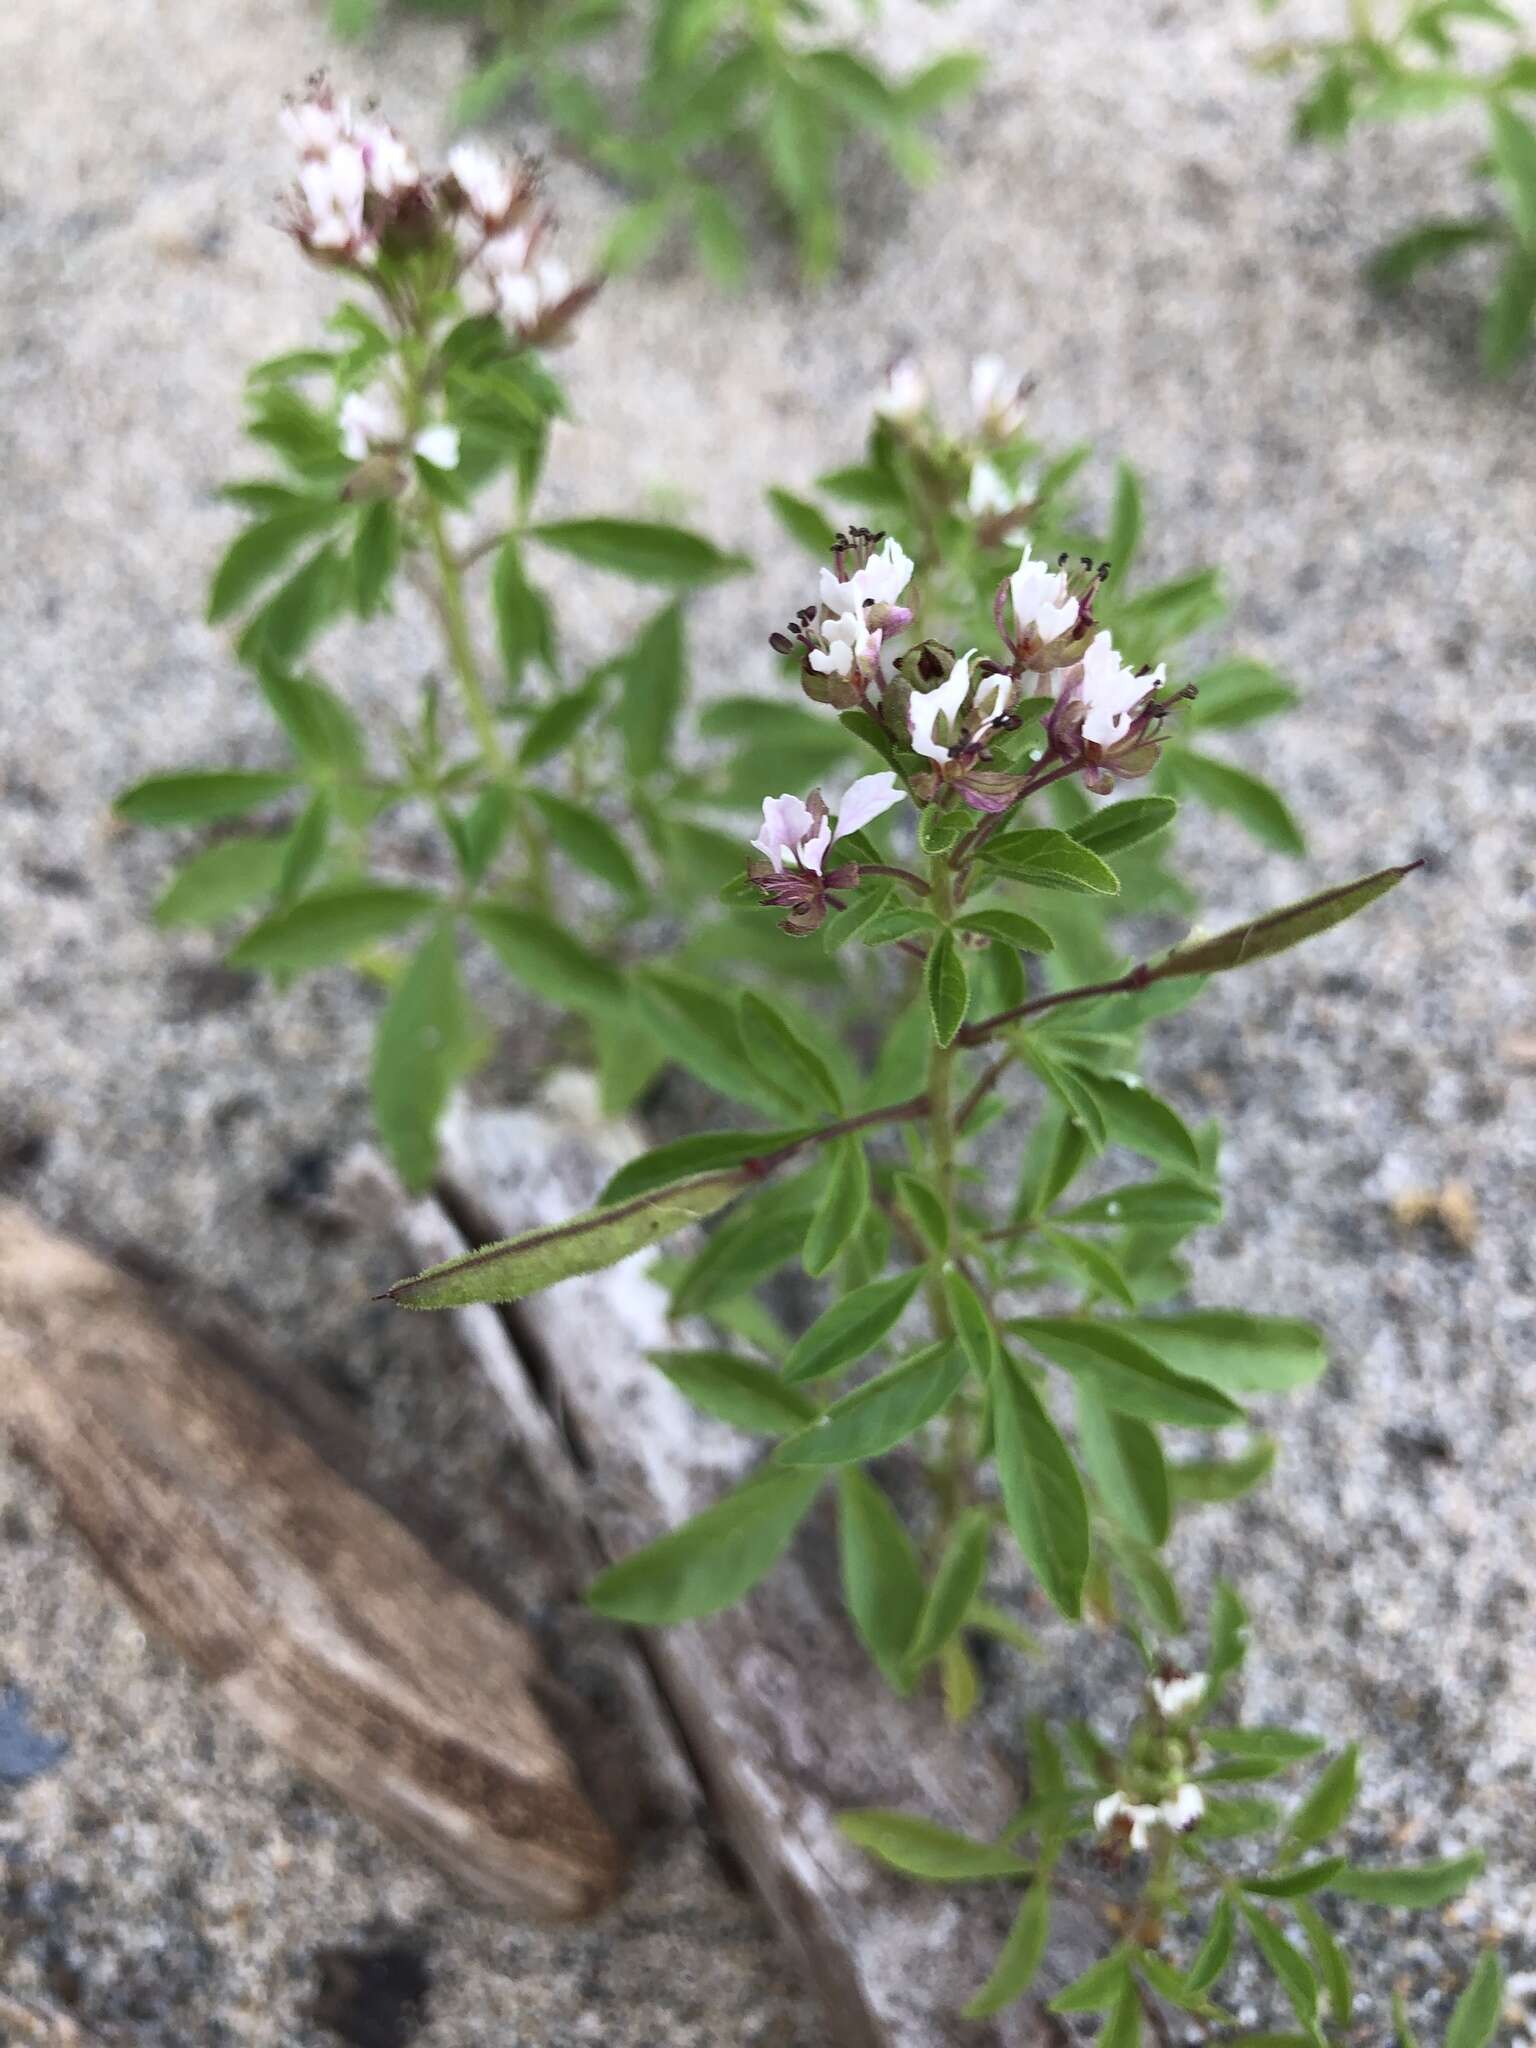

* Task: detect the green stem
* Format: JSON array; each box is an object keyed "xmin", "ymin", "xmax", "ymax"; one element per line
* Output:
[{"xmin": 423, "ymin": 498, "xmax": 505, "ymax": 773}]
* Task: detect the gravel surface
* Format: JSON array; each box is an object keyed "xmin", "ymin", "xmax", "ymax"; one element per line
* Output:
[{"xmin": 2, "ymin": 0, "xmax": 1533, "ymax": 2040}]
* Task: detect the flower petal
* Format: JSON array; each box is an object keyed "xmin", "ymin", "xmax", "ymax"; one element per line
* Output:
[{"xmin": 833, "ymin": 769, "xmax": 906, "ymax": 842}]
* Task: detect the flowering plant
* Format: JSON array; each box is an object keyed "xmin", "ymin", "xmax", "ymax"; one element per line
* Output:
[
  {"xmin": 331, "ymin": 0, "xmax": 982, "ymax": 281},
  {"xmin": 116, "ymin": 85, "xmax": 1506, "ymax": 2033},
  {"xmin": 116, "ymin": 84, "xmax": 758, "ymax": 1189},
  {"xmin": 386, "ymin": 458, "xmax": 1497, "ymax": 2026},
  {"xmin": 1259, "ymin": 0, "xmax": 1536, "ymax": 373}
]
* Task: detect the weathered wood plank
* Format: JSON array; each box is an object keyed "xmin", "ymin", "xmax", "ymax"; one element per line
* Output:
[
  {"xmin": 0, "ymin": 1201, "xmax": 625, "ymax": 1924},
  {"xmin": 383, "ymin": 1081, "xmax": 1101, "ymax": 2046}
]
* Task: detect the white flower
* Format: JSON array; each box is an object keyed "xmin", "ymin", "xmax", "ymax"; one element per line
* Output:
[
  {"xmin": 356, "ymin": 115, "xmax": 419, "ymax": 199},
  {"xmin": 967, "ymin": 460, "xmax": 1016, "ymax": 519},
  {"xmin": 1073, "ymin": 633, "xmax": 1164, "ymax": 749},
  {"xmin": 819, "ymin": 535, "xmax": 915, "ymax": 617},
  {"xmin": 809, "ymin": 609, "xmax": 881, "ymax": 679},
  {"xmin": 908, "ymin": 649, "xmax": 978, "ymax": 765},
  {"xmin": 1010, "ymin": 542, "xmax": 1080, "ymax": 646},
  {"xmin": 412, "ymin": 423, "xmax": 461, "ymax": 471},
  {"xmin": 339, "ymin": 383, "xmax": 404, "ymax": 460},
  {"xmin": 875, "ymin": 356, "xmax": 928, "ymax": 424},
  {"xmin": 750, "ymin": 772, "xmax": 905, "ymax": 874},
  {"xmin": 1160, "ymin": 1782, "xmax": 1206, "ymax": 1833},
  {"xmin": 282, "ymin": 93, "xmax": 353, "ymax": 157},
  {"xmin": 450, "ymin": 141, "xmax": 518, "ymax": 223},
  {"xmin": 970, "ymin": 354, "xmax": 1027, "ymax": 437},
  {"xmin": 300, "ymin": 141, "xmax": 368, "ymax": 251},
  {"xmin": 1150, "ymin": 1672, "xmax": 1208, "ymax": 1720},
  {"xmin": 833, "ymin": 769, "xmax": 906, "ymax": 840},
  {"xmin": 481, "ymin": 227, "xmax": 573, "ymax": 334},
  {"xmin": 1094, "ymin": 1791, "xmax": 1163, "ymax": 1853}
]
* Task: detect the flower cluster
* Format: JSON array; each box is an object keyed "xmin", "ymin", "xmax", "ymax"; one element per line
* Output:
[
  {"xmin": 754, "ymin": 509, "xmax": 1178, "ymax": 902},
  {"xmin": 282, "ymin": 82, "xmax": 593, "ymax": 347},
  {"xmin": 1093, "ymin": 1669, "xmax": 1209, "ymax": 1855},
  {"xmin": 747, "ymin": 772, "xmax": 907, "ymax": 934},
  {"xmin": 339, "ymin": 383, "xmax": 460, "ymax": 475},
  {"xmin": 283, "ymin": 80, "xmax": 424, "ymax": 263}
]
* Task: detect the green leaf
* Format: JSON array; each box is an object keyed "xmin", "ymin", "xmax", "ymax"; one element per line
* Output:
[
  {"xmin": 992, "ymin": 1352, "xmax": 1091, "ymax": 1618},
  {"xmin": 235, "ymin": 545, "xmax": 346, "ymax": 669},
  {"xmin": 955, "ymin": 907, "xmax": 1056, "ymax": 953},
  {"xmin": 260, "ymin": 671, "xmax": 367, "ymax": 782},
  {"xmin": 388, "ymin": 1166, "xmax": 757, "ymax": 1313},
  {"xmin": 1169, "ymin": 1437, "xmax": 1277, "ymax": 1504},
  {"xmin": 782, "ymin": 1268, "xmax": 924, "ymax": 1385},
  {"xmin": 766, "ymin": 486, "xmax": 833, "ymax": 553},
  {"xmin": 689, "ymin": 183, "xmax": 749, "ymax": 288},
  {"xmin": 981, "ymin": 828, "xmax": 1120, "ymax": 894},
  {"xmin": 603, "ymin": 1130, "xmax": 804, "ymax": 1204},
  {"xmin": 153, "ymin": 837, "xmax": 287, "ymax": 926},
  {"xmin": 634, "ymin": 964, "xmax": 784, "ymax": 1114},
  {"xmin": 1370, "ymin": 217, "xmax": 1505, "ymax": 291},
  {"xmin": 621, "ymin": 602, "xmax": 685, "ymax": 780},
  {"xmin": 1062, "ymin": 1181, "xmax": 1220, "ymax": 1229},
  {"xmin": 650, "ymin": 1348, "xmax": 819, "ymax": 1435},
  {"xmin": 1123, "ymin": 1310, "xmax": 1325, "ymax": 1393},
  {"xmin": 351, "ymin": 500, "xmax": 399, "ymax": 618},
  {"xmin": 739, "ymin": 992, "xmax": 844, "ymax": 1116},
  {"xmin": 275, "ymin": 790, "xmax": 331, "ymax": 905},
  {"xmin": 779, "ymin": 1340, "xmax": 966, "ymax": 1468},
  {"xmin": 900, "ymin": 49, "xmax": 986, "ymax": 115},
  {"xmin": 944, "ymin": 1265, "xmax": 997, "ymax": 1375},
  {"xmin": 1209, "ymin": 1579, "xmax": 1251, "ymax": 1687},
  {"xmin": 492, "ymin": 538, "xmax": 556, "ymax": 687},
  {"xmin": 1185, "ymin": 1895, "xmax": 1235, "ymax": 1993},
  {"xmin": 1040, "ymin": 1229, "xmax": 1138, "ymax": 1310},
  {"xmin": 1183, "ymin": 658, "xmax": 1299, "ymax": 731},
  {"xmin": 1205, "ymin": 1726, "xmax": 1325, "ymax": 1763},
  {"xmin": 1167, "ymin": 752, "xmax": 1305, "ymax": 857},
  {"xmin": 1205, "ymin": 1795, "xmax": 1282, "ymax": 1838},
  {"xmin": 527, "ymin": 790, "xmax": 643, "ymax": 899},
  {"xmin": 1011, "ymin": 1318, "xmax": 1244, "ymax": 1428},
  {"xmin": 895, "ymin": 1172, "xmax": 949, "ymax": 1256},
  {"xmin": 371, "ymin": 920, "xmax": 479, "ymax": 1193},
  {"xmin": 1049, "ymin": 1950, "xmax": 1131, "ymax": 2013},
  {"xmin": 1238, "ymin": 1902, "xmax": 1318, "ymax": 2027},
  {"xmin": 802, "ymin": 1137, "xmax": 871, "ymax": 1276},
  {"xmin": 837, "ymin": 1468, "xmax": 926, "ymax": 1690},
  {"xmin": 1396, "ymin": 1988, "xmax": 1426, "ymax": 2048},
  {"xmin": 471, "ymin": 902, "xmax": 626, "ymax": 1018},
  {"xmin": 1105, "ymin": 460, "xmax": 1143, "ymax": 584},
  {"xmin": 1293, "ymin": 1900, "xmax": 1351, "ymax": 2027},
  {"xmin": 1446, "ymin": 1949, "xmax": 1505, "ymax": 2048},
  {"xmin": 1075, "ymin": 1386, "xmax": 1170, "ymax": 1546},
  {"xmin": 1285, "ymin": 1746, "xmax": 1358, "ymax": 1853},
  {"xmin": 1330, "ymin": 1851, "xmax": 1484, "ymax": 1907},
  {"xmin": 668, "ymin": 1178, "xmax": 819, "ymax": 1318},
  {"xmin": 1069, "ymin": 795, "xmax": 1177, "ymax": 856},
  {"xmin": 1148, "ymin": 863, "xmax": 1420, "ymax": 983},
  {"xmin": 116, "ymin": 770, "xmax": 297, "ymax": 827},
  {"xmin": 208, "ymin": 504, "xmax": 342, "ymax": 623},
  {"xmin": 586, "ymin": 1467, "xmax": 822, "ymax": 1623},
  {"xmin": 1100, "ymin": 1973, "xmax": 1143, "ymax": 2048},
  {"xmin": 904, "ymin": 1506, "xmax": 993, "ymax": 1671},
  {"xmin": 530, "ymin": 516, "xmax": 747, "ymax": 586},
  {"xmin": 1064, "ymin": 1073, "xmax": 1203, "ymax": 1175},
  {"xmin": 964, "ymin": 1882, "xmax": 1051, "ymax": 2017},
  {"xmin": 1481, "ymin": 244, "xmax": 1536, "ymax": 376},
  {"xmin": 229, "ymin": 882, "xmax": 435, "ymax": 971},
  {"xmin": 837, "ymin": 1810, "xmax": 1032, "ymax": 1882},
  {"xmin": 518, "ymin": 677, "xmax": 602, "ymax": 769},
  {"xmin": 1242, "ymin": 1858, "xmax": 1345, "ymax": 1898},
  {"xmin": 1492, "ymin": 101, "xmax": 1536, "ymax": 245},
  {"xmin": 926, "ymin": 930, "xmax": 969, "ymax": 1047}
]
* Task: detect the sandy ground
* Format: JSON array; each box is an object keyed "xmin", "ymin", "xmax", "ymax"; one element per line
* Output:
[{"xmin": 2, "ymin": 0, "xmax": 1534, "ymax": 2039}]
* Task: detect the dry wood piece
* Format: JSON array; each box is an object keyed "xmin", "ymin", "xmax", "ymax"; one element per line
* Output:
[
  {"xmin": 375, "ymin": 1080, "xmax": 1101, "ymax": 2048},
  {"xmin": 0, "ymin": 1201, "xmax": 624, "ymax": 1924}
]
